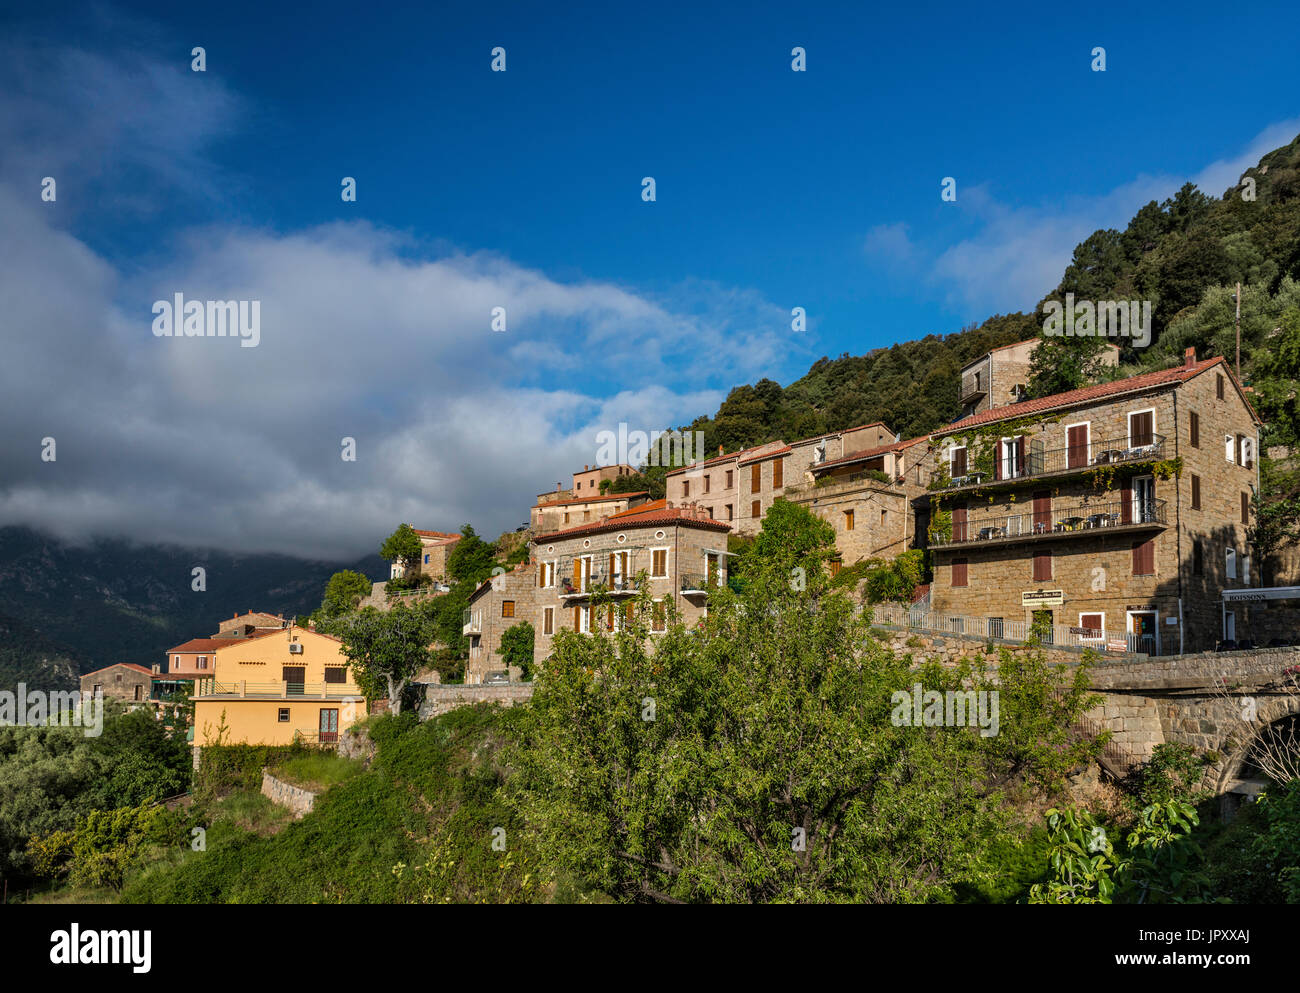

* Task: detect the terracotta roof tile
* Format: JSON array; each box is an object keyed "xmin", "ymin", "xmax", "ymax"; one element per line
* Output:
[
  {"xmin": 816, "ymin": 435, "xmax": 929, "ymax": 472},
  {"xmin": 82, "ymin": 662, "xmax": 155, "ymax": 678},
  {"xmin": 533, "ymin": 505, "xmax": 731, "ymax": 541},
  {"xmin": 533, "ymin": 491, "xmax": 648, "ymax": 509}
]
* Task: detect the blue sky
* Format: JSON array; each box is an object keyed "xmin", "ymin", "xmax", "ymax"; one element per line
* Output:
[{"xmin": 2, "ymin": 0, "xmax": 1298, "ymax": 556}]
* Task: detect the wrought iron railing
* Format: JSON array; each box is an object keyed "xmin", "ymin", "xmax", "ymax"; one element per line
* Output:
[
  {"xmin": 939, "ymin": 434, "xmax": 1166, "ymax": 490},
  {"xmin": 930, "ymin": 498, "xmax": 1166, "ymax": 547},
  {"xmin": 869, "ymin": 603, "xmax": 1168, "ymax": 655}
]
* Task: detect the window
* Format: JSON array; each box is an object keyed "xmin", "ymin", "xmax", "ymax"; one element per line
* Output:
[
  {"xmin": 1190, "ymin": 474, "xmax": 1201, "ymax": 510},
  {"xmin": 324, "ymin": 667, "xmax": 346, "ymax": 683},
  {"xmin": 278, "ymin": 708, "xmax": 290, "ymax": 722},
  {"xmin": 988, "ymin": 617, "xmax": 1004, "ymax": 639},
  {"xmin": 579, "ymin": 606, "xmax": 591, "ymax": 633},
  {"xmin": 683, "ymin": 479, "xmax": 690, "ymax": 497},
  {"xmin": 543, "ymin": 607, "xmax": 554, "ymax": 636},
  {"xmin": 704, "ymin": 506, "xmax": 713, "ymax": 519},
  {"xmin": 651, "ymin": 600, "xmax": 666, "ymax": 633},
  {"xmin": 751, "ymin": 463, "xmax": 761, "ymax": 492},
  {"xmin": 1128, "ymin": 410, "xmax": 1155, "ymax": 447},
  {"xmin": 197, "ymin": 656, "xmax": 208, "ymax": 670},
  {"xmin": 998, "ymin": 436, "xmax": 1025, "ymax": 479},
  {"xmin": 502, "ymin": 600, "xmax": 515, "ymax": 618},
  {"xmin": 1193, "ymin": 540, "xmax": 1204, "ymax": 576},
  {"xmin": 952, "ymin": 505, "xmax": 968, "ymax": 542},
  {"xmin": 1226, "ymin": 547, "xmax": 1237, "ymax": 580},
  {"xmin": 1132, "ymin": 539, "xmax": 1155, "ymax": 576},
  {"xmin": 725, "ymin": 504, "xmax": 733, "ymax": 521},
  {"xmin": 1243, "ymin": 555, "xmax": 1252, "ymax": 584},
  {"xmin": 1032, "ymin": 491, "xmax": 1051, "ymax": 533},
  {"xmin": 1242, "ymin": 492, "xmax": 1250, "ymax": 525},
  {"xmin": 1079, "ymin": 613, "xmax": 1105, "ymax": 640},
  {"xmin": 880, "ymin": 508, "xmax": 887, "ymax": 528},
  {"xmin": 651, "ymin": 549, "xmax": 668, "ymax": 577},
  {"xmin": 951, "ymin": 558, "xmax": 968, "ymax": 587},
  {"xmin": 844, "ymin": 509, "xmax": 855, "ymax": 531},
  {"xmin": 1189, "ymin": 411, "xmax": 1200, "ymax": 448},
  {"xmin": 751, "ymin": 499, "xmax": 761, "ymax": 519},
  {"xmin": 93, "ymin": 684, "xmax": 102, "ymax": 695},
  {"xmin": 538, "ymin": 560, "xmax": 556, "ymax": 588},
  {"xmin": 1238, "ymin": 435, "xmax": 1253, "ymax": 468},
  {"xmin": 950, "ymin": 446, "xmax": 968, "ymax": 478},
  {"xmin": 725, "ymin": 469, "xmax": 734, "ymax": 488},
  {"xmin": 703, "ymin": 474, "xmax": 711, "ymax": 493},
  {"xmin": 1225, "ymin": 435, "xmax": 1234, "ymax": 462},
  {"xmin": 1032, "ymin": 550, "xmax": 1052, "ymax": 582},
  {"xmin": 424, "ymin": 553, "xmax": 429, "ymax": 564},
  {"xmin": 773, "ymin": 460, "xmax": 783, "ymax": 488},
  {"xmin": 829, "ymin": 560, "xmax": 843, "ymax": 577},
  {"xmin": 1217, "ymin": 374, "xmax": 1225, "ymax": 400}
]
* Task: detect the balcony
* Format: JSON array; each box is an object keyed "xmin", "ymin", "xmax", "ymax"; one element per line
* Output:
[
  {"xmin": 194, "ymin": 679, "xmax": 358, "ymax": 699},
  {"xmin": 929, "ymin": 498, "xmax": 1167, "ymax": 549},
  {"xmin": 939, "ymin": 434, "xmax": 1167, "ymax": 492},
  {"xmin": 680, "ymin": 573, "xmax": 724, "ymax": 594},
  {"xmin": 462, "ymin": 609, "xmax": 482, "ymax": 636},
  {"xmin": 959, "ymin": 374, "xmax": 987, "ymax": 405},
  {"xmin": 560, "ymin": 570, "xmax": 640, "ymax": 598},
  {"xmin": 786, "ymin": 468, "xmax": 900, "ymax": 499}
]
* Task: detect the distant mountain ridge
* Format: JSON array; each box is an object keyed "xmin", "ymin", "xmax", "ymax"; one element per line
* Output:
[{"xmin": 0, "ymin": 526, "xmax": 385, "ymax": 687}]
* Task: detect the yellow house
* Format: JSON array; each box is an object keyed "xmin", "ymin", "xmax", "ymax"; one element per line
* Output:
[{"xmin": 193, "ymin": 626, "xmax": 368, "ymax": 746}]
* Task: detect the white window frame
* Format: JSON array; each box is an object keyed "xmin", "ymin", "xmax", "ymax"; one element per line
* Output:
[
  {"xmin": 1226, "ymin": 547, "xmax": 1237, "ymax": 580},
  {"xmin": 1225, "ymin": 434, "xmax": 1235, "ymax": 463},
  {"xmin": 1243, "ymin": 554, "xmax": 1251, "ymax": 585},
  {"xmin": 1132, "ymin": 474, "xmax": 1156, "ymax": 523},
  {"xmin": 1127, "ymin": 408, "xmax": 1156, "ymax": 449},
  {"xmin": 650, "ymin": 546, "xmax": 670, "ymax": 578},
  {"xmin": 578, "ymin": 605, "xmax": 591, "ymax": 633},
  {"xmin": 1239, "ymin": 435, "xmax": 1254, "ymax": 468},
  {"xmin": 577, "ymin": 555, "xmax": 593, "ymax": 592},
  {"xmin": 651, "ymin": 598, "xmax": 667, "ymax": 633},
  {"xmin": 1077, "ymin": 612, "xmax": 1106, "ymax": 642},
  {"xmin": 999, "ymin": 436, "xmax": 1022, "ymax": 479},
  {"xmin": 1064, "ymin": 420, "xmax": 1092, "ymax": 466},
  {"xmin": 1126, "ymin": 609, "xmax": 1160, "ymax": 654}
]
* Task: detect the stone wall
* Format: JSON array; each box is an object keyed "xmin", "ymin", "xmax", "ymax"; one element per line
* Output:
[
  {"xmin": 261, "ymin": 768, "xmax": 317, "ymax": 818},
  {"xmin": 417, "ymin": 682, "xmax": 535, "ymax": 719}
]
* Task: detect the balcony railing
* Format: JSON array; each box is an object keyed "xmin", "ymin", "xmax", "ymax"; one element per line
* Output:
[
  {"xmin": 195, "ymin": 679, "xmax": 358, "ymax": 698},
  {"xmin": 930, "ymin": 498, "xmax": 1167, "ymax": 548},
  {"xmin": 870, "ymin": 603, "xmax": 1169, "ymax": 655},
  {"xmin": 680, "ymin": 573, "xmax": 724, "ymax": 594},
  {"xmin": 960, "ymin": 374, "xmax": 987, "ymax": 403},
  {"xmin": 786, "ymin": 469, "xmax": 900, "ymax": 497},
  {"xmin": 462, "ymin": 609, "xmax": 482, "ymax": 635},
  {"xmin": 939, "ymin": 434, "xmax": 1166, "ymax": 490},
  {"xmin": 560, "ymin": 570, "xmax": 640, "ymax": 597}
]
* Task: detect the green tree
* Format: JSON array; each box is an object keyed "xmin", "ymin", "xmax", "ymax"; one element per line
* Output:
[
  {"xmin": 737, "ymin": 498, "xmax": 836, "ymax": 581},
  {"xmin": 446, "ymin": 525, "xmax": 496, "ymax": 585},
  {"xmin": 379, "ymin": 524, "xmax": 423, "ymax": 573},
  {"xmin": 1026, "ymin": 334, "xmax": 1116, "ymax": 399},
  {"xmin": 498, "ymin": 622, "xmax": 535, "ymax": 681},
  {"xmin": 334, "ymin": 604, "xmax": 433, "ymax": 714},
  {"xmin": 318, "ymin": 569, "xmax": 372, "ymax": 619}
]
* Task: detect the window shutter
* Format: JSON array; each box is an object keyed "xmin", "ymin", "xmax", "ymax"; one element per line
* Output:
[
  {"xmin": 1225, "ymin": 435, "xmax": 1234, "ymax": 462},
  {"xmin": 1033, "ymin": 551, "xmax": 1051, "ymax": 581},
  {"xmin": 751, "ymin": 463, "xmax": 761, "ymax": 492},
  {"xmin": 952, "ymin": 505, "xmax": 968, "ymax": 542},
  {"xmin": 1131, "ymin": 411, "xmax": 1153, "ymax": 446},
  {"xmin": 773, "ymin": 459, "xmax": 783, "ymax": 488},
  {"xmin": 1033, "ymin": 491, "xmax": 1051, "ymax": 531},
  {"xmin": 1067, "ymin": 425, "xmax": 1087, "ymax": 468},
  {"xmin": 952, "ymin": 447, "xmax": 967, "ymax": 477},
  {"xmin": 952, "ymin": 558, "xmax": 968, "ymax": 586},
  {"xmin": 1242, "ymin": 492, "xmax": 1250, "ymax": 524},
  {"xmin": 1121, "ymin": 483, "xmax": 1133, "ymax": 524},
  {"xmin": 1132, "ymin": 540, "xmax": 1154, "ymax": 575},
  {"xmin": 1190, "ymin": 411, "xmax": 1199, "ymax": 448},
  {"xmin": 993, "ymin": 442, "xmax": 1002, "ymax": 481},
  {"xmin": 751, "ymin": 499, "xmax": 761, "ymax": 519},
  {"xmin": 1016, "ymin": 436, "xmax": 1026, "ymax": 475}
]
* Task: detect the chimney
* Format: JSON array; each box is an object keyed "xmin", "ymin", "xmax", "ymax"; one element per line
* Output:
[
  {"xmin": 584, "ymin": 465, "xmax": 589, "ymax": 471},
  {"xmin": 1184, "ymin": 347, "xmax": 1196, "ymax": 369},
  {"xmin": 718, "ymin": 445, "xmax": 723, "ymax": 456}
]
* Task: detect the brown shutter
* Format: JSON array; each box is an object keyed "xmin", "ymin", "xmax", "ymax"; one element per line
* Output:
[
  {"xmin": 952, "ymin": 558, "xmax": 968, "ymax": 587},
  {"xmin": 1132, "ymin": 540, "xmax": 1154, "ymax": 575},
  {"xmin": 773, "ymin": 459, "xmax": 783, "ymax": 488},
  {"xmin": 1242, "ymin": 492, "xmax": 1250, "ymax": 524},
  {"xmin": 751, "ymin": 463, "xmax": 761, "ymax": 492},
  {"xmin": 1033, "ymin": 551, "xmax": 1051, "ymax": 581},
  {"xmin": 952, "ymin": 505, "xmax": 968, "ymax": 542},
  {"xmin": 573, "ymin": 606, "xmax": 580, "ymax": 630},
  {"xmin": 1190, "ymin": 411, "xmax": 1200, "ymax": 448},
  {"xmin": 1191, "ymin": 474, "xmax": 1201, "ymax": 510},
  {"xmin": 1131, "ymin": 412, "xmax": 1153, "ymax": 446},
  {"xmin": 1121, "ymin": 483, "xmax": 1133, "ymax": 524},
  {"xmin": 1033, "ymin": 491, "xmax": 1051, "ymax": 531},
  {"xmin": 993, "ymin": 441, "xmax": 1002, "ymax": 480},
  {"xmin": 1016, "ymin": 436, "xmax": 1026, "ymax": 476},
  {"xmin": 1067, "ymin": 425, "xmax": 1088, "ymax": 468},
  {"xmin": 609, "ymin": 553, "xmax": 615, "ymax": 578},
  {"xmin": 952, "ymin": 447, "xmax": 967, "ymax": 477}
]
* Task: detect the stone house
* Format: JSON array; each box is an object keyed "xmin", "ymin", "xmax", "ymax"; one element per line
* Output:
[
  {"xmin": 958, "ymin": 338, "xmax": 1121, "ymax": 419},
  {"xmin": 214, "ymin": 610, "xmax": 288, "ymax": 638},
  {"xmin": 529, "ymin": 500, "xmax": 733, "ymax": 661},
  {"xmin": 529, "ymin": 491, "xmax": 652, "ymax": 533},
  {"xmin": 786, "ymin": 435, "xmax": 932, "ymax": 567},
  {"xmin": 81, "ymin": 663, "xmax": 154, "ymax": 703},
  {"xmin": 463, "ymin": 563, "xmax": 537, "ymax": 684},
  {"xmin": 925, "ymin": 350, "xmax": 1262, "ymax": 653},
  {"xmin": 391, "ymin": 529, "xmax": 461, "ymax": 581},
  {"xmin": 663, "ymin": 423, "xmax": 897, "ymax": 535}
]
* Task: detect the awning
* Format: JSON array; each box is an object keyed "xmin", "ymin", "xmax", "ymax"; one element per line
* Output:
[{"xmin": 1221, "ymin": 586, "xmax": 1300, "ymax": 603}]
